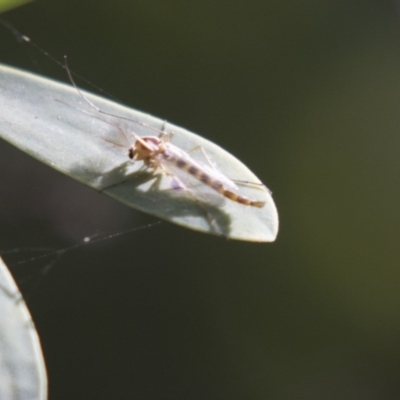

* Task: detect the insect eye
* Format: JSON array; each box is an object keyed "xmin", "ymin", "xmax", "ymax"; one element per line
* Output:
[{"xmin": 128, "ymin": 148, "xmax": 134, "ymax": 159}]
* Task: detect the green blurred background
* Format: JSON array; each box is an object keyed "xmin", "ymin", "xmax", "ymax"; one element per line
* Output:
[{"xmin": 1, "ymin": 0, "xmax": 400, "ymax": 399}]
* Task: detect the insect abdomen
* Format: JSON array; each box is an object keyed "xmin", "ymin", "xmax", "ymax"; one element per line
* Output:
[
  {"xmin": 167, "ymin": 154, "xmax": 265, "ymax": 208},
  {"xmin": 222, "ymin": 189, "xmax": 265, "ymax": 208}
]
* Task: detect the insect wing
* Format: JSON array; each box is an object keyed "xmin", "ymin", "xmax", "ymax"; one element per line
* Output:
[{"xmin": 158, "ymin": 144, "xmax": 230, "ymax": 207}]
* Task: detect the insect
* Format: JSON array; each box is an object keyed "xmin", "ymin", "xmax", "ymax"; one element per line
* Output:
[
  {"xmin": 63, "ymin": 58, "xmax": 266, "ymax": 209},
  {"xmin": 128, "ymin": 132, "xmax": 265, "ymax": 208}
]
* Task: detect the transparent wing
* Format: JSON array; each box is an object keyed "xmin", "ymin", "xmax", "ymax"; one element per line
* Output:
[{"xmin": 158, "ymin": 146, "xmax": 232, "ymax": 207}]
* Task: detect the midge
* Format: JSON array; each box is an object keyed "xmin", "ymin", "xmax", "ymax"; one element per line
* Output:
[
  {"xmin": 129, "ymin": 132, "xmax": 266, "ymax": 208},
  {"xmin": 64, "ymin": 58, "xmax": 265, "ymax": 208}
]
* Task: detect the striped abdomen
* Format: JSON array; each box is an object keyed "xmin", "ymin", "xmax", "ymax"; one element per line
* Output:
[{"xmin": 163, "ymin": 152, "xmax": 265, "ymax": 208}]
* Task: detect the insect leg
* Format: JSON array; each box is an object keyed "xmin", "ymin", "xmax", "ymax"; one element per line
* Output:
[
  {"xmin": 187, "ymin": 145, "xmax": 218, "ymax": 170},
  {"xmin": 158, "ymin": 120, "xmax": 174, "ymax": 142}
]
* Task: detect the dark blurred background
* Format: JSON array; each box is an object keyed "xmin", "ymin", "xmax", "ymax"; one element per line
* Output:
[{"xmin": 1, "ymin": 1, "xmax": 400, "ymax": 399}]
